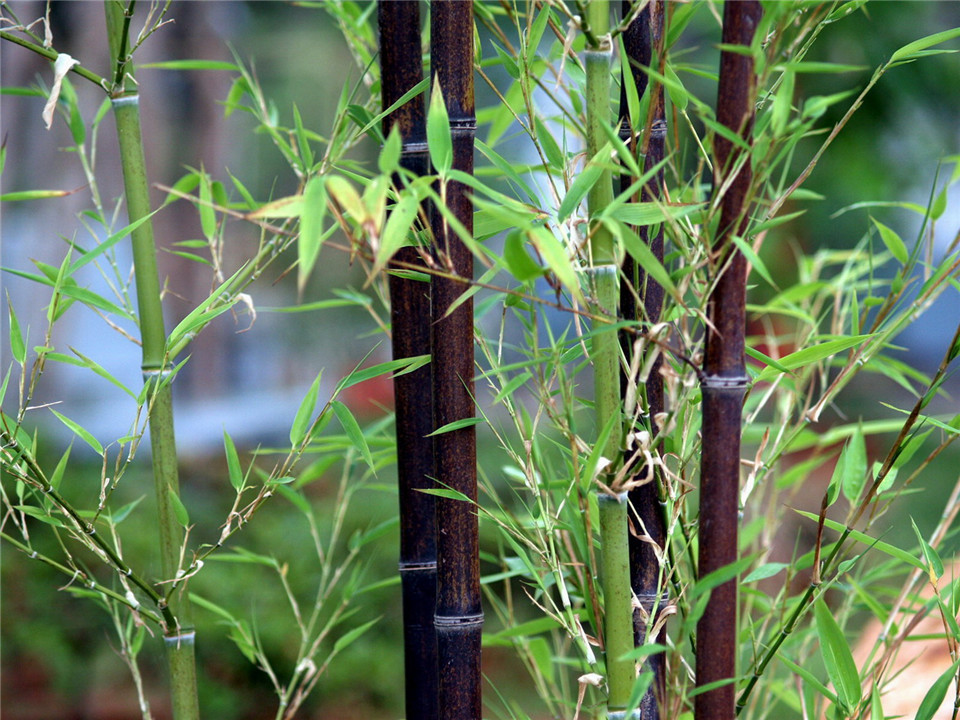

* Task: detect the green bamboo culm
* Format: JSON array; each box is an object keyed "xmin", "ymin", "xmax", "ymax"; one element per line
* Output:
[
  {"xmin": 695, "ymin": 3, "xmax": 761, "ymax": 720},
  {"xmin": 105, "ymin": 3, "xmax": 200, "ymax": 719},
  {"xmin": 584, "ymin": 1, "xmax": 635, "ymax": 715}
]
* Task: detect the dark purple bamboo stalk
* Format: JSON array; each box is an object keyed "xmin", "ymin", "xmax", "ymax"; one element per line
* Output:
[
  {"xmin": 429, "ymin": 2, "xmax": 482, "ymax": 719},
  {"xmin": 619, "ymin": 2, "xmax": 668, "ymax": 717},
  {"xmin": 695, "ymin": 4, "xmax": 760, "ymax": 720},
  {"xmin": 378, "ymin": 4, "xmax": 438, "ymax": 718}
]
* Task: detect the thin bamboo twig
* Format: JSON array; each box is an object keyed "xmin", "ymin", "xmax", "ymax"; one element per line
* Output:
[
  {"xmin": 105, "ymin": 3, "xmax": 199, "ymax": 718},
  {"xmin": 619, "ymin": 2, "xmax": 669, "ymax": 718},
  {"xmin": 378, "ymin": 3, "xmax": 439, "ymax": 718},
  {"xmin": 429, "ymin": 2, "xmax": 482, "ymax": 719},
  {"xmin": 695, "ymin": 4, "xmax": 760, "ymax": 720}
]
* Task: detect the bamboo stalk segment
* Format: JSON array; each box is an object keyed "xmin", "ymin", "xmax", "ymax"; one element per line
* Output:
[
  {"xmin": 429, "ymin": 2, "xmax": 482, "ymax": 718},
  {"xmin": 695, "ymin": 4, "xmax": 761, "ymax": 720},
  {"xmin": 378, "ymin": 3, "xmax": 438, "ymax": 718},
  {"xmin": 619, "ymin": 2, "xmax": 668, "ymax": 718},
  {"xmin": 104, "ymin": 3, "xmax": 199, "ymax": 718}
]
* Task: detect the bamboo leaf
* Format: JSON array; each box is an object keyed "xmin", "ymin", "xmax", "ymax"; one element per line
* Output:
[
  {"xmin": 793, "ymin": 510, "xmax": 925, "ymax": 570},
  {"xmin": 427, "ymin": 75, "xmax": 452, "ymax": 176},
  {"xmin": 915, "ymin": 658, "xmax": 960, "ymax": 720},
  {"xmin": 503, "ymin": 231, "xmax": 544, "ymax": 283},
  {"xmin": 870, "ymin": 218, "xmax": 909, "ymax": 264},
  {"xmin": 612, "ymin": 220, "xmax": 679, "ymax": 301},
  {"xmin": 744, "ymin": 562, "xmax": 788, "ymax": 583},
  {"xmin": 529, "ymin": 226, "xmax": 581, "ymax": 301},
  {"xmin": 246, "ymin": 195, "xmax": 304, "ymax": 219},
  {"xmin": 337, "ymin": 355, "xmax": 430, "ymax": 392},
  {"xmin": 290, "ymin": 370, "xmax": 323, "ymax": 447},
  {"xmin": 331, "ymin": 400, "xmax": 375, "ymax": 471},
  {"xmin": 910, "ymin": 517, "xmax": 944, "ymax": 580},
  {"xmin": 298, "ymin": 175, "xmax": 327, "ymax": 292},
  {"xmin": 199, "ymin": 172, "xmax": 217, "ymax": 240},
  {"xmin": 332, "ymin": 617, "xmax": 380, "ymax": 656},
  {"xmin": 138, "ymin": 59, "xmax": 239, "ymax": 71},
  {"xmin": 890, "ymin": 27, "xmax": 960, "ymax": 63},
  {"xmin": 50, "ymin": 409, "xmax": 103, "ymax": 455},
  {"xmin": 6, "ymin": 295, "xmax": 25, "ymax": 365},
  {"xmin": 754, "ymin": 335, "xmax": 873, "ymax": 382},
  {"xmin": 378, "ymin": 124, "xmax": 402, "ymax": 175},
  {"xmin": 110, "ymin": 496, "xmax": 144, "ymax": 525},
  {"xmin": 839, "ymin": 424, "xmax": 868, "ymax": 505},
  {"xmin": 169, "ymin": 487, "xmax": 190, "ymax": 527},
  {"xmin": 815, "ymin": 598, "xmax": 860, "ymax": 711},
  {"xmin": 0, "ymin": 189, "xmax": 75, "ymax": 201},
  {"xmin": 780, "ymin": 655, "xmax": 839, "ymax": 706},
  {"xmin": 375, "ymin": 190, "xmax": 420, "ymax": 276},
  {"xmin": 558, "ymin": 144, "xmax": 609, "ymax": 221},
  {"xmin": 48, "ymin": 444, "xmax": 72, "ymax": 491},
  {"xmin": 326, "ymin": 175, "xmax": 367, "ymax": 223},
  {"xmin": 223, "ymin": 430, "xmax": 243, "ymax": 491},
  {"xmin": 426, "ymin": 417, "xmax": 484, "ymax": 436}
]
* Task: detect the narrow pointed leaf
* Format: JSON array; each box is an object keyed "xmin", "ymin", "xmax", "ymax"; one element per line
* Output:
[
  {"xmin": 331, "ymin": 400, "xmax": 374, "ymax": 471},
  {"xmin": 223, "ymin": 430, "xmax": 243, "ymax": 491},
  {"xmin": 290, "ymin": 370, "xmax": 323, "ymax": 447},
  {"xmin": 427, "ymin": 76, "xmax": 452, "ymax": 175},
  {"xmin": 50, "ymin": 409, "xmax": 103, "ymax": 455},
  {"xmin": 815, "ymin": 598, "xmax": 861, "ymax": 711}
]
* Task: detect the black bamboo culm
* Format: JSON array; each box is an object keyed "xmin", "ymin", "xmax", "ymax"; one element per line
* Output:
[
  {"xmin": 378, "ymin": 3, "xmax": 438, "ymax": 719},
  {"xmin": 618, "ymin": 2, "xmax": 668, "ymax": 718},
  {"xmin": 429, "ymin": 2, "xmax": 482, "ymax": 719},
  {"xmin": 695, "ymin": 3, "xmax": 761, "ymax": 720}
]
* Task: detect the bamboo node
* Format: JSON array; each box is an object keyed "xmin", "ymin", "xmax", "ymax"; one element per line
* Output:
[
  {"xmin": 701, "ymin": 374, "xmax": 749, "ymax": 390},
  {"xmin": 398, "ymin": 561, "xmax": 436, "ymax": 572},
  {"xmin": 435, "ymin": 613, "xmax": 483, "ymax": 627},
  {"xmin": 606, "ymin": 711, "xmax": 642, "ymax": 720},
  {"xmin": 111, "ymin": 93, "xmax": 139, "ymax": 107},
  {"xmin": 164, "ymin": 629, "xmax": 196, "ymax": 648},
  {"xmin": 394, "ymin": 140, "xmax": 429, "ymax": 155}
]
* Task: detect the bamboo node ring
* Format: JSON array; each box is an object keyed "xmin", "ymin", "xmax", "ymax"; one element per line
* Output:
[
  {"xmin": 435, "ymin": 613, "xmax": 483, "ymax": 627},
  {"xmin": 111, "ymin": 94, "xmax": 139, "ymax": 107},
  {"xmin": 164, "ymin": 630, "xmax": 196, "ymax": 647},
  {"xmin": 398, "ymin": 561, "xmax": 436, "ymax": 572},
  {"xmin": 701, "ymin": 374, "xmax": 749, "ymax": 390}
]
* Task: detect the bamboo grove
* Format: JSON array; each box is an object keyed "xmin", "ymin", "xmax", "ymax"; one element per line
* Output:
[{"xmin": 3, "ymin": 2, "xmax": 960, "ymax": 720}]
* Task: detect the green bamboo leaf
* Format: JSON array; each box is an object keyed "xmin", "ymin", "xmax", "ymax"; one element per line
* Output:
[
  {"xmin": 223, "ymin": 430, "xmax": 243, "ymax": 491},
  {"xmin": 138, "ymin": 59, "xmax": 239, "ymax": 71},
  {"xmin": 869, "ymin": 683, "xmax": 883, "ymax": 720},
  {"xmin": 731, "ymin": 234, "xmax": 777, "ymax": 289},
  {"xmin": 745, "ymin": 346, "xmax": 791, "ymax": 374},
  {"xmin": 375, "ymin": 190, "xmax": 420, "ymax": 276},
  {"xmin": 529, "ymin": 226, "xmax": 581, "ymax": 301},
  {"xmin": 332, "ymin": 617, "xmax": 380, "ymax": 656},
  {"xmin": 290, "ymin": 370, "xmax": 323, "ymax": 447},
  {"xmin": 418, "ymin": 487, "xmax": 472, "ymax": 502},
  {"xmin": 771, "ymin": 68, "xmax": 794, "ymax": 134},
  {"xmin": 794, "ymin": 510, "xmax": 926, "ymax": 570},
  {"xmin": 815, "ymin": 598, "xmax": 861, "ymax": 711},
  {"xmin": 292, "ymin": 103, "xmax": 314, "ymax": 170},
  {"xmin": 0, "ymin": 189, "xmax": 74, "ymax": 201},
  {"xmin": 612, "ymin": 220, "xmax": 679, "ymax": 301},
  {"xmin": 247, "ymin": 194, "xmax": 304, "ymax": 219},
  {"xmin": 61, "ymin": 286, "xmax": 133, "ymax": 320},
  {"xmin": 780, "ymin": 655, "xmax": 839, "ymax": 706},
  {"xmin": 606, "ymin": 201, "xmax": 705, "ymax": 226},
  {"xmin": 492, "ymin": 370, "xmax": 532, "ymax": 405},
  {"xmin": 48, "ymin": 444, "xmax": 72, "ymax": 492},
  {"xmin": 916, "ymin": 658, "xmax": 960, "ymax": 720},
  {"xmin": 337, "ymin": 354, "xmax": 430, "ymax": 392},
  {"xmin": 298, "ymin": 175, "xmax": 328, "ymax": 292},
  {"xmin": 378, "ymin": 124, "xmax": 402, "ymax": 175},
  {"xmin": 664, "ymin": 62, "xmax": 689, "ymax": 111},
  {"xmin": 910, "ymin": 517, "xmax": 944, "ymax": 580},
  {"xmin": 326, "ymin": 175, "xmax": 367, "ymax": 223},
  {"xmin": 839, "ymin": 424, "xmax": 868, "ymax": 504},
  {"xmin": 331, "ymin": 400, "xmax": 374, "ymax": 471},
  {"xmin": 427, "ymin": 417, "xmax": 484, "ymax": 436},
  {"xmin": 503, "ymin": 231, "xmax": 544, "ymax": 283},
  {"xmin": 558, "ymin": 145, "xmax": 608, "ymax": 221},
  {"xmin": 743, "ymin": 562, "xmax": 788, "ymax": 583},
  {"xmin": 50, "ymin": 409, "xmax": 103, "ymax": 455},
  {"xmin": 69, "ymin": 211, "xmax": 159, "ymax": 274},
  {"xmin": 7, "ymin": 295, "xmax": 25, "ymax": 365},
  {"xmin": 198, "ymin": 172, "xmax": 217, "ymax": 240},
  {"xmin": 168, "ymin": 487, "xmax": 190, "ymax": 527},
  {"xmin": 890, "ymin": 27, "xmax": 960, "ymax": 63},
  {"xmin": 754, "ymin": 335, "xmax": 873, "ymax": 382},
  {"xmin": 110, "ymin": 496, "xmax": 144, "ymax": 525},
  {"xmin": 427, "ymin": 76, "xmax": 452, "ymax": 176},
  {"xmin": 870, "ymin": 217, "xmax": 908, "ymax": 264}
]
